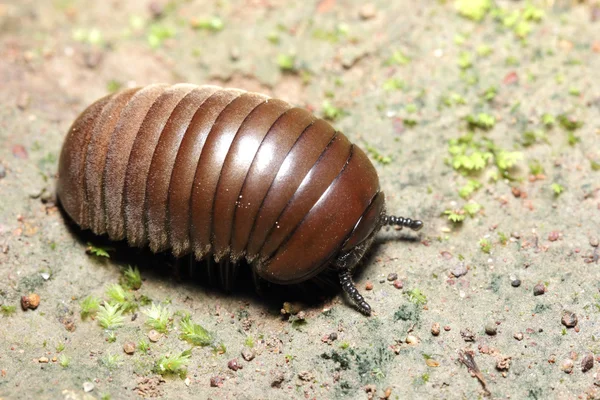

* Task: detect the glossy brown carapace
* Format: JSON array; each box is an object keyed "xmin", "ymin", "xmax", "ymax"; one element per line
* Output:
[{"xmin": 57, "ymin": 83, "xmax": 422, "ymax": 315}]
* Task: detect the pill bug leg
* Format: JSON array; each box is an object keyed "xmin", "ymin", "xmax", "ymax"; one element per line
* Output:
[{"xmin": 381, "ymin": 215, "xmax": 423, "ymax": 231}]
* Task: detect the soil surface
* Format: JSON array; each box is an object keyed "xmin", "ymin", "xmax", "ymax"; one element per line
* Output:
[{"xmin": 1, "ymin": 0, "xmax": 600, "ymax": 399}]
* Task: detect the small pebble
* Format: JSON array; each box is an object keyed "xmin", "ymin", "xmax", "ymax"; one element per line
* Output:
[
  {"xmin": 548, "ymin": 231, "xmax": 560, "ymax": 242},
  {"xmin": 0, "ymin": 164, "xmax": 6, "ymax": 179},
  {"xmin": 210, "ymin": 375, "xmax": 224, "ymax": 388},
  {"xmin": 511, "ymin": 232, "xmax": 521, "ymax": 239},
  {"xmin": 271, "ymin": 371, "xmax": 285, "ymax": 388},
  {"xmin": 393, "ymin": 280, "xmax": 403, "ymax": 289},
  {"xmin": 21, "ymin": 293, "xmax": 40, "ymax": 310},
  {"xmin": 358, "ymin": 3, "xmax": 377, "ymax": 20},
  {"xmin": 511, "ymin": 279, "xmax": 521, "ymax": 287},
  {"xmin": 382, "ymin": 387, "xmax": 392, "ymax": 399},
  {"xmin": 328, "ymin": 332, "xmax": 338, "ymax": 342},
  {"xmin": 405, "ymin": 335, "xmax": 419, "ymax": 345},
  {"xmin": 241, "ymin": 347, "xmax": 255, "ymax": 361},
  {"xmin": 431, "ymin": 322, "xmax": 440, "ymax": 336},
  {"xmin": 533, "ymin": 283, "xmax": 546, "ymax": 296},
  {"xmin": 451, "ymin": 264, "xmax": 468, "ymax": 278},
  {"xmin": 147, "ymin": 330, "xmax": 161, "ymax": 342},
  {"xmin": 365, "ymin": 281, "xmax": 373, "ymax": 291},
  {"xmin": 561, "ymin": 311, "xmax": 578, "ymax": 328},
  {"xmin": 227, "ymin": 358, "xmax": 243, "ymax": 371},
  {"xmin": 83, "ymin": 382, "xmax": 94, "ymax": 393},
  {"xmin": 387, "ymin": 272, "xmax": 398, "ymax": 281},
  {"xmin": 582, "ymin": 354, "xmax": 594, "ymax": 372},
  {"xmin": 460, "ymin": 328, "xmax": 475, "ymax": 342},
  {"xmin": 485, "ymin": 323, "xmax": 497, "ymax": 336},
  {"xmin": 561, "ymin": 359, "xmax": 574, "ymax": 373},
  {"xmin": 590, "ymin": 236, "xmax": 599, "ymax": 248},
  {"xmin": 123, "ymin": 342, "xmax": 136, "ymax": 355},
  {"xmin": 513, "ymin": 332, "xmax": 524, "ymax": 341},
  {"xmin": 443, "ymin": 325, "xmax": 451, "ymax": 332},
  {"xmin": 297, "ymin": 371, "xmax": 313, "ymax": 381},
  {"xmin": 496, "ymin": 355, "xmax": 511, "ymax": 371},
  {"xmin": 39, "ymin": 357, "xmax": 49, "ymax": 363}
]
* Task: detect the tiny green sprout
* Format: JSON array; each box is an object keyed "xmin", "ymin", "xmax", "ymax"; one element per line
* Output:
[
  {"xmin": 385, "ymin": 50, "xmax": 410, "ymax": 66},
  {"xmin": 244, "ymin": 336, "xmax": 254, "ymax": 348},
  {"xmin": 147, "ymin": 23, "xmax": 175, "ymax": 49},
  {"xmin": 458, "ymin": 52, "xmax": 473, "ymax": 69},
  {"xmin": 156, "ymin": 350, "xmax": 191, "ymax": 377},
  {"xmin": 106, "ymin": 80, "xmax": 123, "ymax": 93},
  {"xmin": 80, "ymin": 295, "xmax": 101, "ymax": 319},
  {"xmin": 444, "ymin": 209, "xmax": 466, "ymax": 223},
  {"xmin": 557, "ymin": 114, "xmax": 583, "ymax": 131},
  {"xmin": 100, "ymin": 353, "xmax": 122, "ymax": 371},
  {"xmin": 97, "ymin": 302, "xmax": 125, "ymax": 330},
  {"xmin": 285, "ymin": 354, "xmax": 295, "ymax": 363},
  {"xmin": 591, "ymin": 160, "xmax": 600, "ymax": 172},
  {"xmin": 551, "ymin": 183, "xmax": 565, "ymax": 196},
  {"xmin": 266, "ymin": 31, "xmax": 280, "ymax": 44},
  {"xmin": 521, "ymin": 130, "xmax": 548, "ymax": 147},
  {"xmin": 454, "ymin": 33, "xmax": 467, "ymax": 46},
  {"xmin": 561, "ymin": 327, "xmax": 567, "ymax": 335},
  {"xmin": 213, "ymin": 342, "xmax": 227, "ymax": 355},
  {"xmin": 179, "ymin": 316, "xmax": 213, "ymax": 346},
  {"xmin": 190, "ymin": 16, "xmax": 224, "ymax": 32},
  {"xmin": 458, "ymin": 179, "xmax": 481, "ymax": 199},
  {"xmin": 383, "ymin": 77, "xmax": 405, "ymax": 92},
  {"xmin": 339, "ymin": 341, "xmax": 350, "ymax": 350},
  {"xmin": 106, "ymin": 331, "xmax": 117, "ymax": 343},
  {"xmin": 121, "ymin": 265, "xmax": 142, "ymax": 290},
  {"xmin": 568, "ymin": 87, "xmax": 580, "ymax": 97},
  {"xmin": 529, "ymin": 160, "xmax": 544, "ymax": 176},
  {"xmin": 505, "ymin": 56, "xmax": 519, "ymax": 66},
  {"xmin": 495, "ymin": 150, "xmax": 523, "ymax": 172},
  {"xmin": 138, "ymin": 339, "xmax": 150, "ymax": 354},
  {"xmin": 482, "ymin": 86, "xmax": 497, "ymax": 102},
  {"xmin": 276, "ymin": 53, "xmax": 296, "ymax": 72},
  {"xmin": 476, "ymin": 44, "xmax": 493, "ymax": 57},
  {"xmin": 466, "ymin": 113, "xmax": 495, "ymax": 130},
  {"xmin": 86, "ymin": 242, "xmax": 112, "ymax": 258},
  {"xmin": 59, "ymin": 354, "xmax": 70, "ymax": 368},
  {"xmin": 541, "ymin": 113, "xmax": 555, "ymax": 127},
  {"xmin": 479, "ymin": 238, "xmax": 492, "ymax": 254},
  {"xmin": 455, "ymin": 0, "xmax": 491, "ymax": 22},
  {"xmin": 498, "ymin": 232, "xmax": 509, "ymax": 246},
  {"xmin": 364, "ymin": 143, "xmax": 392, "ymax": 165},
  {"xmin": 463, "ymin": 202, "xmax": 482, "ymax": 217},
  {"xmin": 105, "ymin": 283, "xmax": 137, "ymax": 313},
  {"xmin": 321, "ymin": 100, "xmax": 345, "ymax": 122},
  {"xmin": 523, "ymin": 4, "xmax": 544, "ymax": 21},
  {"xmin": 1, "ymin": 305, "xmax": 16, "ymax": 317},
  {"xmin": 406, "ymin": 288, "xmax": 427, "ymax": 306},
  {"xmin": 514, "ymin": 21, "xmax": 531, "ymax": 39},
  {"xmin": 56, "ymin": 342, "xmax": 65, "ymax": 353},
  {"xmin": 142, "ymin": 303, "xmax": 172, "ymax": 333},
  {"xmin": 567, "ymin": 132, "xmax": 580, "ymax": 146},
  {"xmin": 100, "ymin": 394, "xmax": 111, "ymax": 400}
]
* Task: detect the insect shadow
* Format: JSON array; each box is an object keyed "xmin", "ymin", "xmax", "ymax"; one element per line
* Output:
[{"xmin": 60, "ymin": 206, "xmax": 417, "ymax": 315}]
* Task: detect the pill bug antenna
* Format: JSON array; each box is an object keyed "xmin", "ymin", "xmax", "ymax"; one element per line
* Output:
[
  {"xmin": 381, "ymin": 215, "xmax": 423, "ymax": 231},
  {"xmin": 339, "ymin": 269, "xmax": 372, "ymax": 316}
]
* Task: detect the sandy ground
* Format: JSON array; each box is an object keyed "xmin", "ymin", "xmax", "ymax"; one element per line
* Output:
[{"xmin": 1, "ymin": 0, "xmax": 600, "ymax": 399}]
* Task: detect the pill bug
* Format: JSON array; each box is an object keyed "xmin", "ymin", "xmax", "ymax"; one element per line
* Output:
[{"xmin": 57, "ymin": 83, "xmax": 423, "ymax": 315}]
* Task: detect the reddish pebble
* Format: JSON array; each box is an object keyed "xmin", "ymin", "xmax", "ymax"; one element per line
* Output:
[
  {"xmin": 365, "ymin": 282, "xmax": 374, "ymax": 291},
  {"xmin": 393, "ymin": 280, "xmax": 403, "ymax": 289},
  {"xmin": 548, "ymin": 231, "xmax": 560, "ymax": 242},
  {"xmin": 210, "ymin": 375, "xmax": 224, "ymax": 387},
  {"xmin": 443, "ymin": 325, "xmax": 451, "ymax": 332},
  {"xmin": 503, "ymin": 71, "xmax": 518, "ymax": 85},
  {"xmin": 12, "ymin": 144, "xmax": 28, "ymax": 159},
  {"xmin": 227, "ymin": 359, "xmax": 242, "ymax": 371}
]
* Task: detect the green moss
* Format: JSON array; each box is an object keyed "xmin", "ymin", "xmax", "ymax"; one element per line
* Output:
[
  {"xmin": 1, "ymin": 305, "xmax": 16, "ymax": 317},
  {"xmin": 455, "ymin": 0, "xmax": 492, "ymax": 22},
  {"xmin": 80, "ymin": 295, "xmax": 101, "ymax": 319},
  {"xmin": 155, "ymin": 350, "xmax": 191, "ymax": 378},
  {"xmin": 179, "ymin": 316, "xmax": 213, "ymax": 346},
  {"xmin": 479, "ymin": 238, "xmax": 492, "ymax": 253}
]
